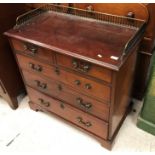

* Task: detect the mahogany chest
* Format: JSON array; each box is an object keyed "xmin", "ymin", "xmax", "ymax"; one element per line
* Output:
[{"xmin": 4, "ymin": 4, "xmax": 146, "ymax": 149}]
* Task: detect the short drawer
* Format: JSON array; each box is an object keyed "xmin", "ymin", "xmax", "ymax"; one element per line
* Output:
[
  {"xmin": 18, "ymin": 55, "xmax": 110, "ymax": 102},
  {"xmin": 56, "ymin": 53, "xmax": 112, "ymax": 83},
  {"xmin": 11, "ymin": 39, "xmax": 54, "ymax": 64},
  {"xmin": 27, "ymin": 87, "xmax": 108, "ymax": 139},
  {"xmin": 28, "ymin": 85, "xmax": 109, "ymax": 121}
]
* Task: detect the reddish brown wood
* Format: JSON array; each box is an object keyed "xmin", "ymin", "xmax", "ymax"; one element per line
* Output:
[
  {"xmin": 11, "ymin": 39, "xmax": 55, "ymax": 65},
  {"xmin": 132, "ymin": 4, "xmax": 155, "ymax": 99},
  {"xmin": 109, "ymin": 46, "xmax": 138, "ymax": 139},
  {"xmin": 16, "ymin": 53, "xmax": 57, "ymax": 76},
  {"xmin": 56, "ymin": 53, "xmax": 112, "ymax": 83},
  {"xmin": 27, "ymin": 86, "xmax": 109, "ymax": 121},
  {"xmin": 73, "ymin": 3, "xmax": 149, "ymax": 21},
  {"xmin": 16, "ymin": 54, "xmax": 111, "ymax": 102},
  {"xmin": 0, "ymin": 4, "xmax": 26, "ymax": 109},
  {"xmin": 5, "ymin": 11, "xmax": 138, "ymax": 71},
  {"xmin": 22, "ymin": 69, "xmax": 110, "ymax": 105},
  {"xmin": 143, "ymin": 4, "xmax": 155, "ymax": 42},
  {"xmin": 132, "ymin": 52, "xmax": 152, "ymax": 99}
]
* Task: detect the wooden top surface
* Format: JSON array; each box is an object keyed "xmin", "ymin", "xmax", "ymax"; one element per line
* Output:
[{"xmin": 5, "ymin": 11, "xmax": 137, "ymax": 70}]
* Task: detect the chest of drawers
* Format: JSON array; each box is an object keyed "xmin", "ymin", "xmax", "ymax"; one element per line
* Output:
[{"xmin": 4, "ymin": 4, "xmax": 146, "ymax": 150}]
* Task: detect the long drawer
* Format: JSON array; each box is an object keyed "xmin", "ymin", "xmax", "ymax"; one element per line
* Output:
[
  {"xmin": 17, "ymin": 54, "xmax": 111, "ymax": 102},
  {"xmin": 27, "ymin": 86, "xmax": 108, "ymax": 139},
  {"xmin": 22, "ymin": 70, "xmax": 109, "ymax": 121}
]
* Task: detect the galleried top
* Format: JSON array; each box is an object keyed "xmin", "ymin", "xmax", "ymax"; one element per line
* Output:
[{"xmin": 5, "ymin": 4, "xmax": 146, "ymax": 70}]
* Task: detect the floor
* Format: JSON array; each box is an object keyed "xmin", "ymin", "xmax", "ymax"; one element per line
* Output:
[{"xmin": 0, "ymin": 96, "xmax": 155, "ymax": 153}]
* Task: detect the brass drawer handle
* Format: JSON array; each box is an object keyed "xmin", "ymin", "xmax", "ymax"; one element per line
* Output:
[
  {"xmin": 72, "ymin": 60, "xmax": 78, "ymax": 68},
  {"xmin": 77, "ymin": 117, "xmax": 92, "ymax": 127},
  {"xmin": 85, "ymin": 83, "xmax": 92, "ymax": 90},
  {"xmin": 83, "ymin": 64, "xmax": 90, "ymax": 72},
  {"xmin": 55, "ymin": 67, "xmax": 60, "ymax": 75},
  {"xmin": 29, "ymin": 63, "xmax": 42, "ymax": 72},
  {"xmin": 72, "ymin": 59, "xmax": 90, "ymax": 73},
  {"xmin": 35, "ymin": 80, "xmax": 47, "ymax": 89},
  {"xmin": 76, "ymin": 98, "xmax": 92, "ymax": 110},
  {"xmin": 74, "ymin": 80, "xmax": 81, "ymax": 85},
  {"xmin": 60, "ymin": 102, "xmax": 65, "ymax": 109},
  {"xmin": 23, "ymin": 44, "xmax": 38, "ymax": 55},
  {"xmin": 38, "ymin": 98, "xmax": 50, "ymax": 107},
  {"xmin": 57, "ymin": 84, "xmax": 62, "ymax": 91}
]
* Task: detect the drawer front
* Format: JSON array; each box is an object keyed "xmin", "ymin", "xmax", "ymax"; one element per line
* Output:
[
  {"xmin": 27, "ymin": 87, "xmax": 108, "ymax": 139},
  {"xmin": 17, "ymin": 54, "xmax": 110, "ymax": 102},
  {"xmin": 23, "ymin": 70, "xmax": 109, "ymax": 121},
  {"xmin": 11, "ymin": 39, "xmax": 54, "ymax": 64},
  {"xmin": 56, "ymin": 53, "xmax": 112, "ymax": 83}
]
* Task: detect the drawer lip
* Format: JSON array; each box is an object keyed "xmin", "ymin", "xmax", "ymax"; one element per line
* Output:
[{"xmin": 27, "ymin": 88, "xmax": 108, "ymax": 139}]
